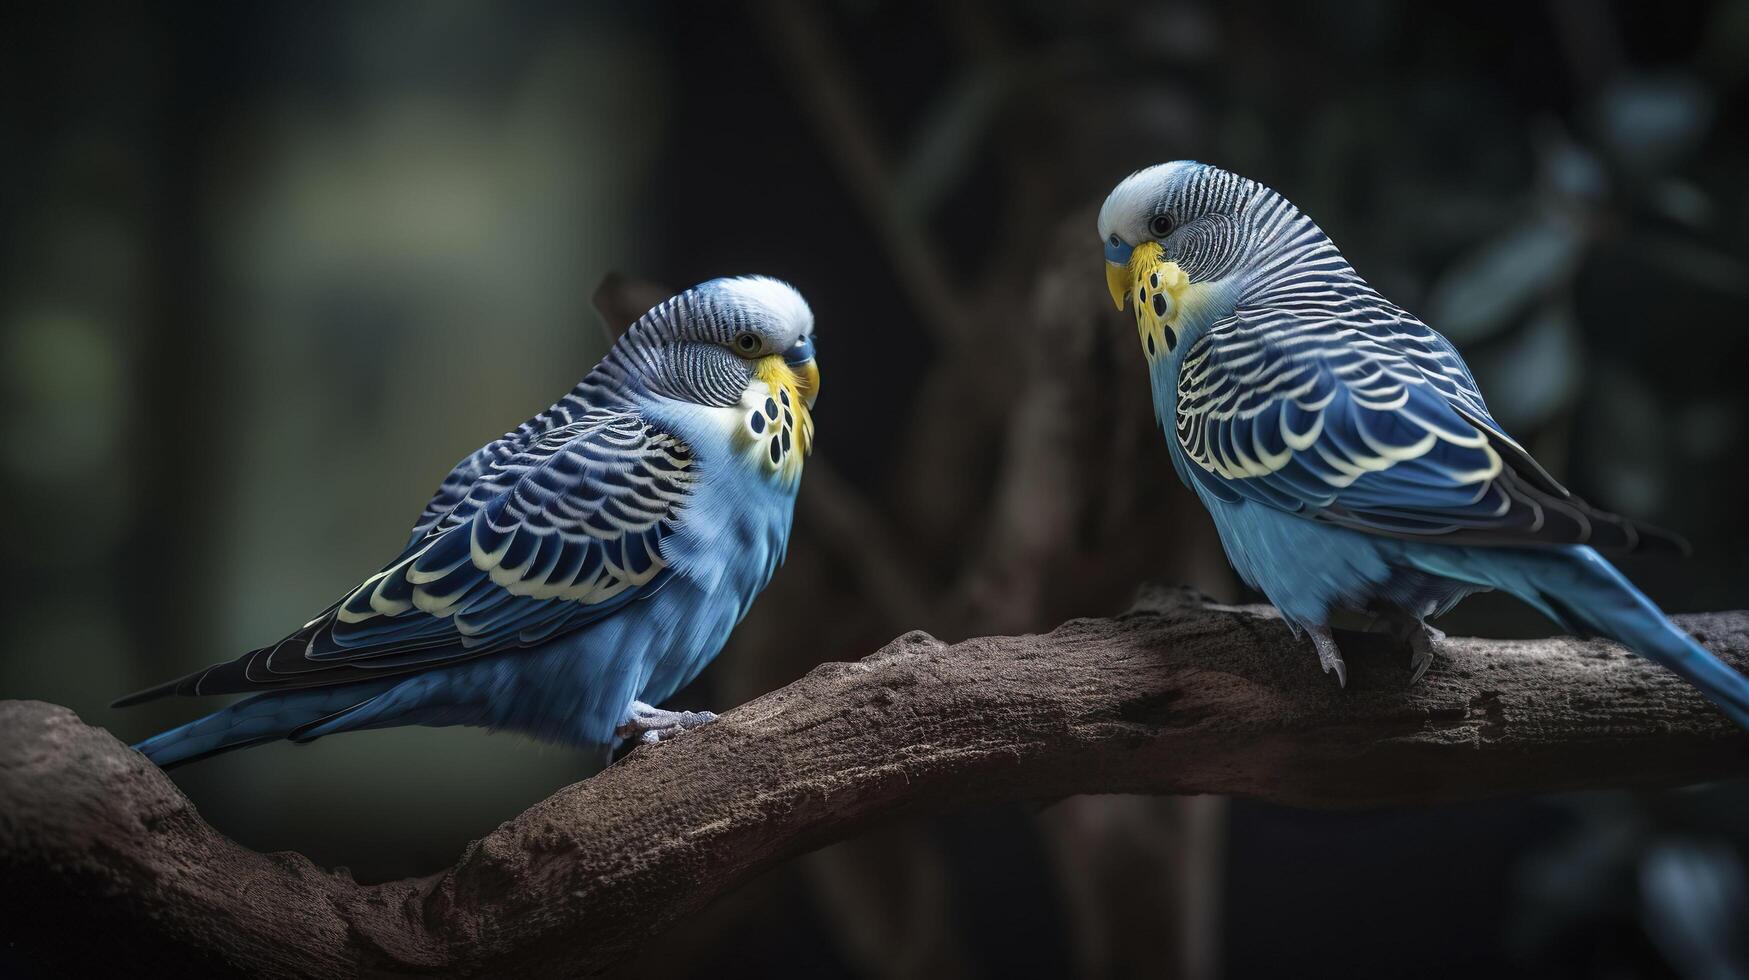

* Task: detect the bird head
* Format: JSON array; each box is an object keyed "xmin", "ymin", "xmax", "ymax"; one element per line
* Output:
[
  {"xmin": 609, "ymin": 276, "xmax": 818, "ymax": 474},
  {"xmin": 617, "ymin": 276, "xmax": 819, "ymax": 411},
  {"xmin": 1098, "ymin": 161, "xmax": 1297, "ymax": 346}
]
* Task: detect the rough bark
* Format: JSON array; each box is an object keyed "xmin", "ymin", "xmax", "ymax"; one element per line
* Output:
[{"xmin": 4, "ymin": 588, "xmax": 1747, "ymax": 978}]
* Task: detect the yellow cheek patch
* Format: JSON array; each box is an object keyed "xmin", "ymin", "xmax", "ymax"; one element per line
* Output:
[
  {"xmin": 739, "ymin": 355, "xmax": 816, "ymax": 484},
  {"xmin": 1126, "ymin": 243, "xmax": 1189, "ymax": 363}
]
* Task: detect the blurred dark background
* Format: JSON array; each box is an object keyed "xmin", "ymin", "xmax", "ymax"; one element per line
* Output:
[{"xmin": 4, "ymin": 1, "xmax": 1748, "ymax": 978}]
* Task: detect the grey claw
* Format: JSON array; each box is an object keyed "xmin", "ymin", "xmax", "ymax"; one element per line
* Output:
[
  {"xmin": 616, "ymin": 702, "xmax": 719, "ymax": 745},
  {"xmin": 1406, "ymin": 623, "xmax": 1444, "ymax": 687},
  {"xmin": 1308, "ymin": 626, "xmax": 1348, "ymax": 689},
  {"xmin": 1408, "ymin": 652, "xmax": 1432, "ymax": 687}
]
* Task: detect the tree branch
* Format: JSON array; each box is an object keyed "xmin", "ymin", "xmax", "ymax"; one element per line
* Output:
[{"xmin": 4, "ymin": 588, "xmax": 1747, "ymax": 977}]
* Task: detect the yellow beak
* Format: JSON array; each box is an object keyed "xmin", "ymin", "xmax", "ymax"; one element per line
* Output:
[
  {"xmin": 1106, "ymin": 261, "xmax": 1131, "ymax": 311},
  {"xmin": 794, "ymin": 358, "xmax": 820, "ymax": 409}
]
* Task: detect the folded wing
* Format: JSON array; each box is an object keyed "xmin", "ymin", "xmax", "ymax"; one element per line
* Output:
[
  {"xmin": 1173, "ymin": 306, "xmax": 1685, "ymax": 552},
  {"xmin": 116, "ymin": 412, "xmax": 696, "ymax": 704}
]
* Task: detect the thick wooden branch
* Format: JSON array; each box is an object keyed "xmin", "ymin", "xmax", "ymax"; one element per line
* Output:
[{"xmin": 4, "ymin": 589, "xmax": 1746, "ymax": 977}]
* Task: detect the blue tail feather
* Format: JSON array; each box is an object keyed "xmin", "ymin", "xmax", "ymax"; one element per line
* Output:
[
  {"xmin": 1409, "ymin": 545, "xmax": 1749, "ymax": 729},
  {"xmin": 133, "ymin": 681, "xmax": 399, "ymax": 768}
]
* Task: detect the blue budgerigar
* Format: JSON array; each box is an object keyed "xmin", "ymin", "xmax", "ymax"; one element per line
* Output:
[
  {"xmin": 1098, "ymin": 161, "xmax": 1749, "ymax": 727},
  {"xmin": 116, "ymin": 276, "xmax": 819, "ymax": 766}
]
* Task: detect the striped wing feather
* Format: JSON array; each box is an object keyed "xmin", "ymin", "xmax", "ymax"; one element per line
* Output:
[
  {"xmin": 1174, "ymin": 305, "xmax": 1684, "ymax": 553},
  {"xmin": 116, "ymin": 412, "xmax": 696, "ymax": 704}
]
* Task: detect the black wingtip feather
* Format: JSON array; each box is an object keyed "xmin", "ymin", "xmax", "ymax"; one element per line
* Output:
[
  {"xmin": 110, "ymin": 676, "xmax": 189, "ymax": 709},
  {"xmin": 1467, "ymin": 414, "xmax": 1694, "ymax": 558},
  {"xmin": 1555, "ymin": 487, "xmax": 1692, "ymax": 557},
  {"xmin": 1628, "ymin": 520, "xmax": 1693, "ymax": 557}
]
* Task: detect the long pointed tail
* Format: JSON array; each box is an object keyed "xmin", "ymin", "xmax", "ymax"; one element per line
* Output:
[
  {"xmin": 1410, "ymin": 545, "xmax": 1749, "ymax": 730},
  {"xmin": 133, "ymin": 683, "xmax": 395, "ymax": 768}
]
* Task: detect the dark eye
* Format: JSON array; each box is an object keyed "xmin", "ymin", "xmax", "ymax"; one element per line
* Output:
[
  {"xmin": 733, "ymin": 332, "xmax": 761, "ymax": 355},
  {"xmin": 1148, "ymin": 214, "xmax": 1175, "ymax": 238}
]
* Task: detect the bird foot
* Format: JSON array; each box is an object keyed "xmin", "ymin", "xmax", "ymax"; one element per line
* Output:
[
  {"xmin": 1307, "ymin": 626, "xmax": 1347, "ymax": 688},
  {"xmin": 1406, "ymin": 624, "xmax": 1446, "ymax": 688},
  {"xmin": 616, "ymin": 700, "xmax": 718, "ymax": 745}
]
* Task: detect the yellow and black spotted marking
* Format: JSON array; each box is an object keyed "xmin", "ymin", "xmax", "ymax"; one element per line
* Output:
[
  {"xmin": 738, "ymin": 355, "xmax": 815, "ymax": 486},
  {"xmin": 1128, "ymin": 244, "xmax": 1187, "ymax": 363}
]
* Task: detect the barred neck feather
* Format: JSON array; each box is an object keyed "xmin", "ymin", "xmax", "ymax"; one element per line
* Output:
[
  {"xmin": 1236, "ymin": 193, "xmax": 1372, "ymax": 312},
  {"xmin": 602, "ymin": 288, "xmax": 748, "ymax": 405},
  {"xmin": 516, "ymin": 285, "xmax": 757, "ymax": 444},
  {"xmin": 476, "ymin": 291, "xmax": 720, "ymax": 461}
]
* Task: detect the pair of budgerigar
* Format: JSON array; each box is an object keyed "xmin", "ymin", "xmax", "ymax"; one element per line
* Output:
[{"xmin": 120, "ymin": 162, "xmax": 1749, "ymax": 769}]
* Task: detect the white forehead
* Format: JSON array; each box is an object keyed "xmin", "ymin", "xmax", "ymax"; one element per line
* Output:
[
  {"xmin": 711, "ymin": 276, "xmax": 814, "ymax": 338},
  {"xmin": 1097, "ymin": 161, "xmax": 1201, "ymax": 239}
]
